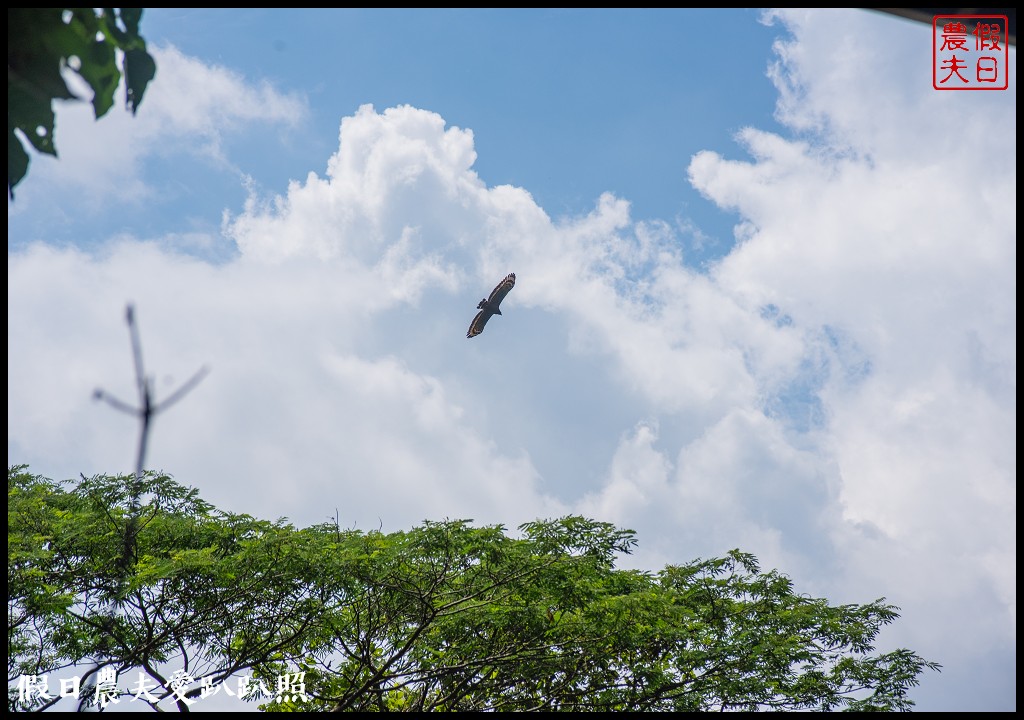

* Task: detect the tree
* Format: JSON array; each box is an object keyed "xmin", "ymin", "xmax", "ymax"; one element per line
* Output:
[
  {"xmin": 8, "ymin": 466, "xmax": 324, "ymax": 711},
  {"xmin": 8, "ymin": 466, "xmax": 939, "ymax": 712},
  {"xmin": 7, "ymin": 8, "xmax": 156, "ymax": 199}
]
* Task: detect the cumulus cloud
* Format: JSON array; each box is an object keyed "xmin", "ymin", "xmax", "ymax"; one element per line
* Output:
[
  {"xmin": 6, "ymin": 236, "xmax": 564, "ymax": 532},
  {"xmin": 10, "ymin": 44, "xmax": 305, "ymax": 206},
  {"xmin": 687, "ymin": 8, "xmax": 1014, "ymax": 709},
  {"xmin": 686, "ymin": 8, "xmax": 1015, "ymax": 603}
]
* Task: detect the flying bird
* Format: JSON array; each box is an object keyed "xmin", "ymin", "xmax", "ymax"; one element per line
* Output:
[{"xmin": 467, "ymin": 272, "xmax": 516, "ymax": 338}]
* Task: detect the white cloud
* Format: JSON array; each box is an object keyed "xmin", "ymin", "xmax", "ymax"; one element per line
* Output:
[
  {"xmin": 10, "ymin": 44, "xmax": 305, "ymax": 206},
  {"xmin": 578, "ymin": 421, "xmax": 672, "ymax": 525},
  {"xmin": 7, "ymin": 235, "xmax": 564, "ymax": 532},
  {"xmin": 685, "ymin": 8, "xmax": 1015, "ymax": 708},
  {"xmin": 685, "ymin": 9, "xmax": 1016, "ymax": 612}
]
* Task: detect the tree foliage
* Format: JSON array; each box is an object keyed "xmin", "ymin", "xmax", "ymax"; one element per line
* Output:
[
  {"xmin": 8, "ymin": 466, "xmax": 939, "ymax": 711},
  {"xmin": 7, "ymin": 8, "xmax": 156, "ymax": 198}
]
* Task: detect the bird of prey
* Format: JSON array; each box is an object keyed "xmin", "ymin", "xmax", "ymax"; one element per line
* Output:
[{"xmin": 467, "ymin": 272, "xmax": 516, "ymax": 338}]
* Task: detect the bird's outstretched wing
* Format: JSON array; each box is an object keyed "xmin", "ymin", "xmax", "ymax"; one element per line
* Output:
[
  {"xmin": 486, "ymin": 272, "xmax": 516, "ymax": 306},
  {"xmin": 467, "ymin": 272, "xmax": 516, "ymax": 338},
  {"xmin": 467, "ymin": 308, "xmax": 493, "ymax": 338}
]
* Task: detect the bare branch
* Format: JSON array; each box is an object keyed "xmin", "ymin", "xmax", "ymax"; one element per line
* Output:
[{"xmin": 155, "ymin": 365, "xmax": 210, "ymax": 414}]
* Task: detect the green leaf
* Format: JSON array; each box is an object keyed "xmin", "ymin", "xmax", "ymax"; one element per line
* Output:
[
  {"xmin": 124, "ymin": 47, "xmax": 157, "ymax": 114},
  {"xmin": 6, "ymin": 8, "xmax": 157, "ymax": 198},
  {"xmin": 8, "ymin": 129, "xmax": 32, "ymax": 199},
  {"xmin": 119, "ymin": 8, "xmax": 144, "ymax": 39}
]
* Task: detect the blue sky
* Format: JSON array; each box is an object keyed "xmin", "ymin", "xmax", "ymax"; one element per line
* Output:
[{"xmin": 8, "ymin": 8, "xmax": 1016, "ymax": 712}]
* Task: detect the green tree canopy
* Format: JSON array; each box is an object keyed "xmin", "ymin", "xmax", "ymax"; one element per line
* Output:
[
  {"xmin": 7, "ymin": 8, "xmax": 156, "ymax": 198},
  {"xmin": 8, "ymin": 466, "xmax": 939, "ymax": 711}
]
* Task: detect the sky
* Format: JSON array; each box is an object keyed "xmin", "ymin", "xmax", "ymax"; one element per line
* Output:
[{"xmin": 7, "ymin": 8, "xmax": 1016, "ymax": 712}]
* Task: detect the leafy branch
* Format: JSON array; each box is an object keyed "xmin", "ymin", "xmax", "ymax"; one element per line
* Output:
[{"xmin": 8, "ymin": 8, "xmax": 157, "ymax": 198}]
